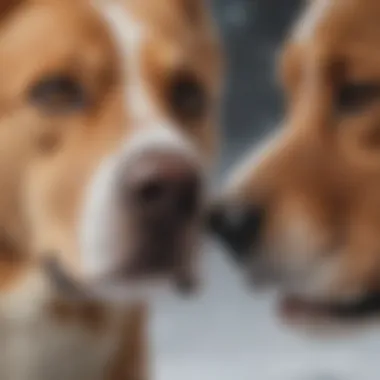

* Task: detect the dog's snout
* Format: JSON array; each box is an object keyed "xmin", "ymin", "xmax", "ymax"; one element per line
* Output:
[
  {"xmin": 208, "ymin": 202, "xmax": 265, "ymax": 263},
  {"xmin": 120, "ymin": 150, "xmax": 202, "ymax": 277},
  {"xmin": 125, "ymin": 151, "xmax": 201, "ymax": 223}
]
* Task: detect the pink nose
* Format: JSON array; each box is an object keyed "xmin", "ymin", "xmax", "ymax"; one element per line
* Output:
[{"xmin": 125, "ymin": 151, "xmax": 202, "ymax": 224}]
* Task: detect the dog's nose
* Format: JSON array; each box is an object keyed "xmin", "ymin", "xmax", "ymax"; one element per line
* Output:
[
  {"xmin": 126, "ymin": 151, "xmax": 201, "ymax": 225},
  {"xmin": 208, "ymin": 202, "xmax": 264, "ymax": 263}
]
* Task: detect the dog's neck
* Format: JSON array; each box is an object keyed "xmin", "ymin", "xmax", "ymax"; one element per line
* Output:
[{"xmin": 0, "ymin": 260, "xmax": 146, "ymax": 380}]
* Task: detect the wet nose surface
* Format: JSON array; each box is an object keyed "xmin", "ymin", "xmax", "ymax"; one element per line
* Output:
[
  {"xmin": 126, "ymin": 151, "xmax": 202, "ymax": 223},
  {"xmin": 123, "ymin": 150, "xmax": 202, "ymax": 274},
  {"xmin": 208, "ymin": 203, "xmax": 265, "ymax": 263}
]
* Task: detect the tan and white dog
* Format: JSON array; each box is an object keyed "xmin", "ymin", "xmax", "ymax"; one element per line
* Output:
[
  {"xmin": 0, "ymin": 0, "xmax": 222, "ymax": 379},
  {"xmin": 211, "ymin": 0, "xmax": 380, "ymax": 325}
]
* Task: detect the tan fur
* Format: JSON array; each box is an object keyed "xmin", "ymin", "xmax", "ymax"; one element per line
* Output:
[
  {"xmin": 224, "ymin": 0, "xmax": 380, "ymax": 310},
  {"xmin": 0, "ymin": 0, "xmax": 221, "ymax": 378}
]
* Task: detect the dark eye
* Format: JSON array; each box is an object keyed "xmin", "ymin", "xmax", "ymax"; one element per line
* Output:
[
  {"xmin": 169, "ymin": 72, "xmax": 208, "ymax": 122},
  {"xmin": 28, "ymin": 75, "xmax": 86, "ymax": 114},
  {"xmin": 337, "ymin": 82, "xmax": 380, "ymax": 114}
]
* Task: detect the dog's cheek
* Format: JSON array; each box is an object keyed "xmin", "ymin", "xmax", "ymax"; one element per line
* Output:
[
  {"xmin": 35, "ymin": 130, "xmax": 63, "ymax": 156},
  {"xmin": 22, "ymin": 147, "xmax": 96, "ymax": 264}
]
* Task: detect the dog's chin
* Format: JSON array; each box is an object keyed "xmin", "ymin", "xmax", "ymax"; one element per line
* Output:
[
  {"xmin": 84, "ymin": 278, "xmax": 173, "ymax": 304},
  {"xmin": 43, "ymin": 257, "xmax": 196, "ymax": 305},
  {"xmin": 89, "ymin": 269, "xmax": 198, "ymax": 303},
  {"xmin": 243, "ymin": 262, "xmax": 380, "ymax": 328},
  {"xmin": 277, "ymin": 292, "xmax": 380, "ymax": 328}
]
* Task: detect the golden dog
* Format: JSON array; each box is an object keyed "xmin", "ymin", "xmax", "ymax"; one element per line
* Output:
[
  {"xmin": 211, "ymin": 0, "xmax": 380, "ymax": 325},
  {"xmin": 0, "ymin": 0, "xmax": 222, "ymax": 379}
]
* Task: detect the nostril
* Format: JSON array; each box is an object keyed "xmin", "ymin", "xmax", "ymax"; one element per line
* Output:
[
  {"xmin": 137, "ymin": 180, "xmax": 166, "ymax": 205},
  {"xmin": 124, "ymin": 150, "xmax": 203, "ymax": 224},
  {"xmin": 130, "ymin": 171, "xmax": 201, "ymax": 224},
  {"xmin": 177, "ymin": 174, "xmax": 201, "ymax": 218}
]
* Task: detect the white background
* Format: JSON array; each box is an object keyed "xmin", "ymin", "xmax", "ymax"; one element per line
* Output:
[{"xmin": 152, "ymin": 247, "xmax": 380, "ymax": 380}]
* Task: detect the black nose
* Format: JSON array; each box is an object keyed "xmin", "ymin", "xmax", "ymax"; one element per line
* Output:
[
  {"xmin": 208, "ymin": 202, "xmax": 265, "ymax": 263},
  {"xmin": 123, "ymin": 151, "xmax": 202, "ymax": 274},
  {"xmin": 125, "ymin": 151, "xmax": 201, "ymax": 226}
]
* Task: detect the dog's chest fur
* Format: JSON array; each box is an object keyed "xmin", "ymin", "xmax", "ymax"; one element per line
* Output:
[{"xmin": 0, "ymin": 270, "xmax": 131, "ymax": 380}]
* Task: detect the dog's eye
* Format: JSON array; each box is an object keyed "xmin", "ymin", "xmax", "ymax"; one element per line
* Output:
[
  {"xmin": 29, "ymin": 75, "xmax": 86, "ymax": 114},
  {"xmin": 337, "ymin": 83, "xmax": 380, "ymax": 114},
  {"xmin": 169, "ymin": 72, "xmax": 208, "ymax": 123}
]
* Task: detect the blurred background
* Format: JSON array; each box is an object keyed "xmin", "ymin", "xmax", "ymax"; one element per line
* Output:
[
  {"xmin": 152, "ymin": 1, "xmax": 380, "ymax": 380},
  {"xmin": 215, "ymin": 0, "xmax": 300, "ymax": 172}
]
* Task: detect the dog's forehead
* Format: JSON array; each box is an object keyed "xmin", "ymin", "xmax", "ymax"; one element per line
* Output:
[
  {"xmin": 97, "ymin": 0, "xmax": 205, "ymax": 62},
  {"xmin": 283, "ymin": 0, "xmax": 380, "ymax": 85},
  {"xmin": 2, "ymin": 0, "xmax": 200, "ymax": 67},
  {"xmin": 0, "ymin": 0, "xmax": 211, "ymax": 107},
  {"xmin": 292, "ymin": 0, "xmax": 380, "ymax": 45},
  {"xmin": 0, "ymin": 2, "xmax": 115, "ymax": 94}
]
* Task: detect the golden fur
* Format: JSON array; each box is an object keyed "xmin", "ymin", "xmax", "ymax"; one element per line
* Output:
[
  {"xmin": 0, "ymin": 0, "xmax": 222, "ymax": 378},
  {"xmin": 218, "ymin": 0, "xmax": 380, "ymax": 324}
]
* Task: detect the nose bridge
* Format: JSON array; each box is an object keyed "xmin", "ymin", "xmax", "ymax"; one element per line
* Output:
[
  {"xmin": 121, "ymin": 123, "xmax": 206, "ymax": 219},
  {"xmin": 225, "ymin": 128, "xmax": 298, "ymax": 203},
  {"xmin": 292, "ymin": 48, "xmax": 334, "ymax": 134},
  {"xmin": 122, "ymin": 123, "xmax": 201, "ymax": 168}
]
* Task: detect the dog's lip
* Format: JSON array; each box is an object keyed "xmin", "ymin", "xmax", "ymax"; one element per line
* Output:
[
  {"xmin": 43, "ymin": 256, "xmax": 194, "ymax": 301},
  {"xmin": 109, "ymin": 265, "xmax": 197, "ymax": 296},
  {"xmin": 279, "ymin": 292, "xmax": 380, "ymax": 322}
]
